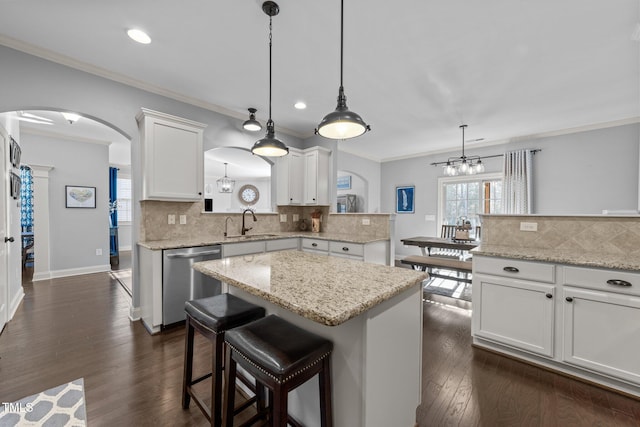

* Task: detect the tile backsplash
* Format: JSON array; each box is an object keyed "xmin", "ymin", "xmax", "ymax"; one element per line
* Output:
[
  {"xmin": 481, "ymin": 214, "xmax": 640, "ymax": 257},
  {"xmin": 140, "ymin": 201, "xmax": 391, "ymax": 242}
]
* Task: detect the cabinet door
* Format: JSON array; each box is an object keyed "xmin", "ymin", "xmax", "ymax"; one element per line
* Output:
[
  {"xmin": 303, "ymin": 148, "xmax": 331, "ymax": 205},
  {"xmin": 473, "ymin": 274, "xmax": 555, "ymax": 357},
  {"xmin": 138, "ymin": 109, "xmax": 206, "ymax": 201},
  {"xmin": 562, "ymin": 286, "xmax": 640, "ymax": 384},
  {"xmin": 277, "ymin": 149, "xmax": 303, "ymax": 205}
]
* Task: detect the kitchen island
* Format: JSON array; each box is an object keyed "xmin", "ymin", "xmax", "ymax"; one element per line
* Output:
[{"xmin": 194, "ymin": 250, "xmax": 428, "ymax": 427}]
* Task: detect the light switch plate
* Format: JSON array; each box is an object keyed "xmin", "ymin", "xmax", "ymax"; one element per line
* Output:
[
  {"xmin": 168, "ymin": 214, "xmax": 176, "ymax": 225},
  {"xmin": 520, "ymin": 222, "xmax": 538, "ymax": 232},
  {"xmin": 179, "ymin": 215, "xmax": 187, "ymax": 225},
  {"xmin": 424, "ymin": 214, "xmax": 436, "ymax": 221},
  {"xmin": 280, "ymin": 214, "xmax": 287, "ymax": 223},
  {"xmin": 96, "ymin": 248, "xmax": 102, "ymax": 256},
  {"xmin": 362, "ymin": 218, "xmax": 370, "ymax": 225},
  {"xmin": 292, "ymin": 214, "xmax": 299, "ymax": 222}
]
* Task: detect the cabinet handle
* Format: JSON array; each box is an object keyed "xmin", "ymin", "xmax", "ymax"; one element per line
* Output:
[
  {"xmin": 606, "ymin": 279, "xmax": 632, "ymax": 287},
  {"xmin": 4, "ymin": 237, "xmax": 14, "ymax": 243},
  {"xmin": 342, "ymin": 247, "xmax": 349, "ymax": 252},
  {"xmin": 545, "ymin": 293, "xmax": 553, "ymax": 299},
  {"xmin": 312, "ymin": 243, "xmax": 318, "ymax": 247},
  {"xmin": 565, "ymin": 297, "xmax": 573, "ymax": 302},
  {"xmin": 503, "ymin": 266, "xmax": 519, "ymax": 273}
]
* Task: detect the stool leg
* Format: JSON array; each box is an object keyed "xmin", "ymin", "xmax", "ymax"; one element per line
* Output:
[
  {"xmin": 271, "ymin": 383, "xmax": 287, "ymax": 427},
  {"xmin": 182, "ymin": 318, "xmax": 195, "ymax": 409},
  {"xmin": 222, "ymin": 348, "xmax": 237, "ymax": 427},
  {"xmin": 211, "ymin": 333, "xmax": 224, "ymax": 427},
  {"xmin": 319, "ymin": 357, "xmax": 333, "ymax": 427}
]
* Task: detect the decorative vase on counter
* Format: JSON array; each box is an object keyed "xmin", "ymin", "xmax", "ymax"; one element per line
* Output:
[{"xmin": 311, "ymin": 218, "xmax": 320, "ymax": 233}]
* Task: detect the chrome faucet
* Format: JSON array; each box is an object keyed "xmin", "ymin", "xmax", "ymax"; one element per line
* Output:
[
  {"xmin": 224, "ymin": 216, "xmax": 233, "ymax": 237},
  {"xmin": 241, "ymin": 209, "xmax": 257, "ymax": 235}
]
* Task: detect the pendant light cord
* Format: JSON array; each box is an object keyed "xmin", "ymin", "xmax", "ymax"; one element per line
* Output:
[
  {"xmin": 268, "ymin": 15, "xmax": 273, "ymax": 122},
  {"xmin": 340, "ymin": 0, "xmax": 344, "ymax": 88}
]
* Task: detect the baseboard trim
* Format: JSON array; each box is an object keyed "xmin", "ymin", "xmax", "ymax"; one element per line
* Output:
[
  {"xmin": 48, "ymin": 264, "xmax": 111, "ymax": 279},
  {"xmin": 8, "ymin": 289, "xmax": 25, "ymax": 321},
  {"xmin": 129, "ymin": 304, "xmax": 141, "ymax": 321},
  {"xmin": 32, "ymin": 271, "xmax": 52, "ymax": 281}
]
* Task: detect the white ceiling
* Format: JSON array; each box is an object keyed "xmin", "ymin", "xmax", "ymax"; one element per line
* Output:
[{"xmin": 0, "ymin": 0, "xmax": 638, "ymax": 162}]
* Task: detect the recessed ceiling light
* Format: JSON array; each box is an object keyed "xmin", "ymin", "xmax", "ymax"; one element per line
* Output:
[
  {"xmin": 294, "ymin": 102, "xmax": 307, "ymax": 110},
  {"xmin": 127, "ymin": 29, "xmax": 151, "ymax": 44}
]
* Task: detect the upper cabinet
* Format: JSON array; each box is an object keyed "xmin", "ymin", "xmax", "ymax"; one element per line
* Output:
[
  {"xmin": 276, "ymin": 148, "xmax": 304, "ymax": 205},
  {"xmin": 304, "ymin": 147, "xmax": 331, "ymax": 205},
  {"xmin": 137, "ymin": 108, "xmax": 207, "ymax": 201},
  {"xmin": 277, "ymin": 146, "xmax": 331, "ymax": 206}
]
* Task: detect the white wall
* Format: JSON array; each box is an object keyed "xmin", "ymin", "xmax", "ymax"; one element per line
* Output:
[
  {"xmin": 383, "ymin": 123, "xmax": 640, "ymax": 258},
  {"xmin": 21, "ymin": 133, "xmax": 111, "ymax": 276}
]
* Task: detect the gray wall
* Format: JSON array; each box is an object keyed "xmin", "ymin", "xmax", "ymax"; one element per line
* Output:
[
  {"xmin": 384, "ymin": 123, "xmax": 640, "ymax": 258},
  {"xmin": 22, "ymin": 133, "xmax": 110, "ymax": 273},
  {"xmin": 337, "ymin": 150, "xmax": 381, "ymax": 213}
]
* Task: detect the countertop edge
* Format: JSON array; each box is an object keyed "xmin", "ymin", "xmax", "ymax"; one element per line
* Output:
[
  {"xmin": 473, "ymin": 246, "xmax": 640, "ymax": 272},
  {"xmin": 139, "ymin": 233, "xmax": 390, "ymax": 250}
]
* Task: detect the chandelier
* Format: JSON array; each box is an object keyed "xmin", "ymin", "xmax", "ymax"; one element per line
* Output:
[
  {"xmin": 441, "ymin": 125, "xmax": 485, "ymax": 176},
  {"xmin": 216, "ymin": 163, "xmax": 235, "ymax": 193}
]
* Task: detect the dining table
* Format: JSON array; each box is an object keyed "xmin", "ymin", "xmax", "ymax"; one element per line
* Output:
[{"xmin": 400, "ymin": 235, "xmax": 479, "ymax": 257}]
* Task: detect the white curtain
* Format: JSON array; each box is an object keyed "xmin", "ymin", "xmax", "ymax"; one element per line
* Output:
[{"xmin": 503, "ymin": 149, "xmax": 533, "ymax": 214}]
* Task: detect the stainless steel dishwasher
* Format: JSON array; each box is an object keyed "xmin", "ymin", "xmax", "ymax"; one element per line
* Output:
[{"xmin": 162, "ymin": 245, "xmax": 222, "ymax": 326}]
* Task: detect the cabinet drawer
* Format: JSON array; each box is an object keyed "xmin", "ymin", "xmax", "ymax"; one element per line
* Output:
[
  {"xmin": 301, "ymin": 238, "xmax": 328, "ymax": 251},
  {"xmin": 222, "ymin": 241, "xmax": 265, "ymax": 257},
  {"xmin": 563, "ymin": 266, "xmax": 640, "ymax": 297},
  {"xmin": 329, "ymin": 241, "xmax": 364, "ymax": 257},
  {"xmin": 474, "ymin": 256, "xmax": 555, "ymax": 284},
  {"xmin": 266, "ymin": 238, "xmax": 299, "ymax": 252}
]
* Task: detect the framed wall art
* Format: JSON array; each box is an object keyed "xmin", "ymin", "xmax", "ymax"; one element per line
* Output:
[
  {"xmin": 66, "ymin": 185, "xmax": 96, "ymax": 208},
  {"xmin": 396, "ymin": 185, "xmax": 414, "ymax": 214}
]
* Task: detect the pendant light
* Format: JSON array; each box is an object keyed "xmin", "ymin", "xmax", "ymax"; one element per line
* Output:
[
  {"xmin": 251, "ymin": 1, "xmax": 289, "ymax": 157},
  {"xmin": 441, "ymin": 125, "xmax": 486, "ymax": 177},
  {"xmin": 243, "ymin": 108, "xmax": 262, "ymax": 132},
  {"xmin": 216, "ymin": 162, "xmax": 236, "ymax": 193},
  {"xmin": 315, "ymin": 0, "xmax": 370, "ymax": 140}
]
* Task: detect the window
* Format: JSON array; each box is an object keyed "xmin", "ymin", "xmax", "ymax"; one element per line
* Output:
[
  {"xmin": 116, "ymin": 177, "xmax": 132, "ymax": 223},
  {"xmin": 438, "ymin": 173, "xmax": 502, "ymax": 231}
]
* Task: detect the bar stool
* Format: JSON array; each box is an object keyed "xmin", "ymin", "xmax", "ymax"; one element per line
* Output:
[
  {"xmin": 223, "ymin": 315, "xmax": 333, "ymax": 427},
  {"xmin": 182, "ymin": 293, "xmax": 265, "ymax": 427}
]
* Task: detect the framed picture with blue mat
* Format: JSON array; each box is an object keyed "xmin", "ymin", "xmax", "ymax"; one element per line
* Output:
[{"xmin": 396, "ymin": 185, "xmax": 414, "ymax": 213}]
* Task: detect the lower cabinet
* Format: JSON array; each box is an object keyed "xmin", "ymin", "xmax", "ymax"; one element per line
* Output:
[
  {"xmin": 473, "ymin": 273, "xmax": 555, "ymax": 357},
  {"xmin": 301, "ymin": 238, "xmax": 388, "ymax": 264},
  {"xmin": 473, "ymin": 255, "xmax": 640, "ymax": 396}
]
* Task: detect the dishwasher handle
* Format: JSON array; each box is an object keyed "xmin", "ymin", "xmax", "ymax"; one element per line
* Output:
[{"xmin": 165, "ymin": 249, "xmax": 221, "ymax": 259}]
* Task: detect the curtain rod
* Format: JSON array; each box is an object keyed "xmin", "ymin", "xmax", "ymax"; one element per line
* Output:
[{"xmin": 430, "ymin": 148, "xmax": 541, "ymax": 167}]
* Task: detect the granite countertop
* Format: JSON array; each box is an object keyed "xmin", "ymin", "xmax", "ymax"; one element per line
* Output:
[
  {"xmin": 474, "ymin": 244, "xmax": 640, "ymax": 272},
  {"xmin": 139, "ymin": 231, "xmax": 389, "ymax": 250},
  {"xmin": 193, "ymin": 250, "xmax": 427, "ymax": 326}
]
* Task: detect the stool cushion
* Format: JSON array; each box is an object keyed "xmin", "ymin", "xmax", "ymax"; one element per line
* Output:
[
  {"xmin": 185, "ymin": 294, "xmax": 265, "ymax": 333},
  {"xmin": 225, "ymin": 315, "xmax": 333, "ymax": 383}
]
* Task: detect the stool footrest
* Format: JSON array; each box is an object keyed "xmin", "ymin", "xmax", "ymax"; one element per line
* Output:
[{"xmin": 190, "ymin": 372, "xmax": 212, "ymax": 387}]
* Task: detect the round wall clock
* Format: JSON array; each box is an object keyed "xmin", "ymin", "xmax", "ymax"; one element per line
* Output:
[{"xmin": 239, "ymin": 184, "xmax": 259, "ymax": 205}]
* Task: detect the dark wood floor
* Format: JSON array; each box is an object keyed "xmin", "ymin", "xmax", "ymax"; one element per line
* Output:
[{"xmin": 1, "ymin": 274, "xmax": 639, "ymax": 426}]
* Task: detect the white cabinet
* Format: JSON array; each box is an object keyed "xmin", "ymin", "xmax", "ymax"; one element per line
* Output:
[
  {"xmin": 473, "ymin": 255, "xmax": 640, "ymax": 396},
  {"xmin": 277, "ymin": 146, "xmax": 331, "ymax": 206},
  {"xmin": 473, "ymin": 257, "xmax": 556, "ymax": 358},
  {"xmin": 266, "ymin": 238, "xmax": 299, "ymax": 252},
  {"xmin": 276, "ymin": 148, "xmax": 303, "ymax": 205},
  {"xmin": 137, "ymin": 108, "xmax": 206, "ymax": 201},
  {"xmin": 303, "ymin": 148, "xmax": 331, "ymax": 205},
  {"xmin": 301, "ymin": 238, "xmax": 388, "ymax": 265},
  {"xmin": 301, "ymin": 238, "xmax": 329, "ymax": 255},
  {"xmin": 561, "ymin": 266, "xmax": 640, "ymax": 384}
]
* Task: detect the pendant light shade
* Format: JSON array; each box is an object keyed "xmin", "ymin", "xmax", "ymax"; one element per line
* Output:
[
  {"xmin": 243, "ymin": 108, "xmax": 262, "ymax": 132},
  {"xmin": 216, "ymin": 162, "xmax": 235, "ymax": 193},
  {"xmin": 315, "ymin": 0, "xmax": 370, "ymax": 140},
  {"xmin": 251, "ymin": 1, "xmax": 289, "ymax": 157}
]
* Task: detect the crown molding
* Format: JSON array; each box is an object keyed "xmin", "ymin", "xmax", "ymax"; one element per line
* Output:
[{"xmin": 0, "ymin": 35, "xmax": 306, "ymax": 139}]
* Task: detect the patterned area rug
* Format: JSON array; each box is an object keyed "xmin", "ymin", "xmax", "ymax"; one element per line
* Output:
[
  {"xmin": 0, "ymin": 378, "xmax": 86, "ymax": 427},
  {"xmin": 110, "ymin": 269, "xmax": 132, "ymax": 296}
]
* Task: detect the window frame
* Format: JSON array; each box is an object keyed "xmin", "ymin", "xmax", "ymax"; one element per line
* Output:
[
  {"xmin": 437, "ymin": 172, "xmax": 502, "ymax": 232},
  {"xmin": 116, "ymin": 176, "xmax": 132, "ymax": 225}
]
